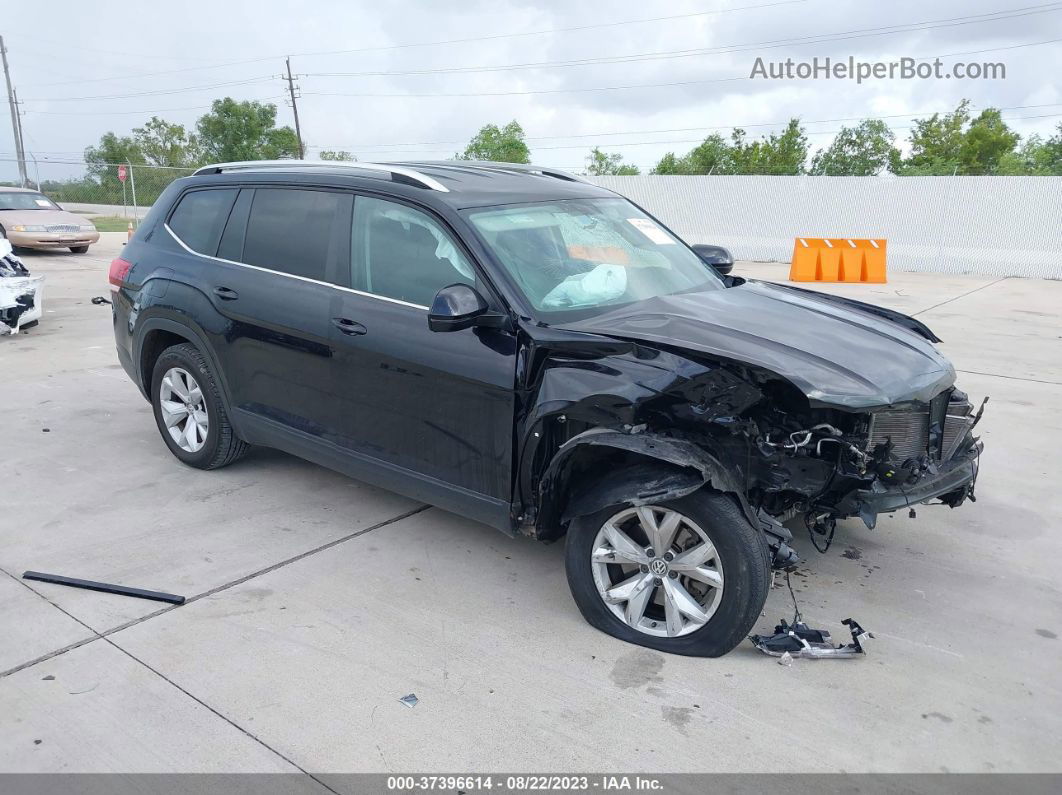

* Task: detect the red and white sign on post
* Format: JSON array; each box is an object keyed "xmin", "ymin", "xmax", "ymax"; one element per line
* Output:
[{"xmin": 117, "ymin": 165, "xmax": 127, "ymax": 183}]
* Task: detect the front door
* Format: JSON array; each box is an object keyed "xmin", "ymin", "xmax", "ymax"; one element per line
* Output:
[{"xmin": 329, "ymin": 195, "xmax": 517, "ymax": 526}]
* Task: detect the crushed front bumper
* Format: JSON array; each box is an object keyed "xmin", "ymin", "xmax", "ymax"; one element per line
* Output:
[{"xmin": 836, "ymin": 443, "xmax": 981, "ymax": 528}]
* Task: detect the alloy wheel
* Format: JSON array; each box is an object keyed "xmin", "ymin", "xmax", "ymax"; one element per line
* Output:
[
  {"xmin": 590, "ymin": 505, "xmax": 725, "ymax": 638},
  {"xmin": 159, "ymin": 367, "xmax": 209, "ymax": 453}
]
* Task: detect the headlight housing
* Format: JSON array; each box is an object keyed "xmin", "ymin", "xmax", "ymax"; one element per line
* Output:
[
  {"xmin": 79, "ymin": 224, "xmax": 97, "ymax": 231},
  {"xmin": 12, "ymin": 224, "xmax": 46, "ymax": 232}
]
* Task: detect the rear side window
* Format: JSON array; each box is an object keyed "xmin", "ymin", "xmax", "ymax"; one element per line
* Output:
[
  {"xmin": 168, "ymin": 189, "xmax": 238, "ymax": 255},
  {"xmin": 242, "ymin": 188, "xmax": 352, "ymax": 282}
]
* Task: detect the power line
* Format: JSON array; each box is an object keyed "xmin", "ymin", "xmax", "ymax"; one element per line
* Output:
[
  {"xmin": 304, "ymin": 104, "xmax": 1062, "ymax": 152},
  {"xmin": 302, "ymin": 112, "xmax": 1062, "ymax": 160},
  {"xmin": 302, "ymin": 4, "xmax": 1062, "ymax": 79},
  {"xmin": 21, "ymin": 96, "xmax": 289, "ymax": 116},
  {"xmin": 19, "ymin": 3, "xmax": 1060, "ymax": 105},
  {"xmin": 16, "ymin": 0, "xmax": 806, "ymax": 89},
  {"xmin": 303, "ymin": 76, "xmax": 747, "ymax": 99},
  {"xmin": 23, "ymin": 76, "xmax": 276, "ymax": 103}
]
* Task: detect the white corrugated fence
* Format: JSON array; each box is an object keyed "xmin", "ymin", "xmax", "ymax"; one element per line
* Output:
[{"xmin": 587, "ymin": 175, "xmax": 1062, "ymax": 279}]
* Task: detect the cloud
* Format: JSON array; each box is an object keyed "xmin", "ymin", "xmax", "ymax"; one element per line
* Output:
[{"xmin": 4, "ymin": 0, "xmax": 1061, "ymax": 179}]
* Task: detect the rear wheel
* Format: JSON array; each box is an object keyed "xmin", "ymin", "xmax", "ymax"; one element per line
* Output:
[
  {"xmin": 69, "ymin": 245, "xmax": 89, "ymax": 254},
  {"xmin": 150, "ymin": 343, "xmax": 248, "ymax": 470},
  {"xmin": 565, "ymin": 490, "xmax": 769, "ymax": 657}
]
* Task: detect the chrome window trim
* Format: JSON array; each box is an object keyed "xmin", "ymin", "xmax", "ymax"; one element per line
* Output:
[{"xmin": 164, "ymin": 223, "xmax": 429, "ymax": 311}]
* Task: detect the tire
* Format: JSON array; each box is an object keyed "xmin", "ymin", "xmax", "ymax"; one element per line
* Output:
[
  {"xmin": 565, "ymin": 489, "xmax": 769, "ymax": 657},
  {"xmin": 69, "ymin": 246, "xmax": 89, "ymax": 254},
  {"xmin": 20, "ymin": 319, "xmax": 38, "ymax": 330},
  {"xmin": 150, "ymin": 342, "xmax": 248, "ymax": 470}
]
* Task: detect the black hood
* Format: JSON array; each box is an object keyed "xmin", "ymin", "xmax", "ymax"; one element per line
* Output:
[{"xmin": 555, "ymin": 280, "xmax": 955, "ymax": 409}]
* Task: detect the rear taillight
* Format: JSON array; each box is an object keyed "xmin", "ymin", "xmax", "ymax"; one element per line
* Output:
[{"xmin": 109, "ymin": 257, "xmax": 132, "ymax": 288}]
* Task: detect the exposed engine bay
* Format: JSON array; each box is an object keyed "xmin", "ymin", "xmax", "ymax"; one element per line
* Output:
[{"xmin": 518, "ymin": 280, "xmax": 985, "ymax": 569}]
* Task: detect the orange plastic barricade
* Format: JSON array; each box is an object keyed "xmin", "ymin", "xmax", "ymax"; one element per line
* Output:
[{"xmin": 789, "ymin": 238, "xmax": 887, "ymax": 283}]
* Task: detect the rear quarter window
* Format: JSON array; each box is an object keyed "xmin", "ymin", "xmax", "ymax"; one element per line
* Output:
[{"xmin": 167, "ymin": 188, "xmax": 238, "ymax": 255}]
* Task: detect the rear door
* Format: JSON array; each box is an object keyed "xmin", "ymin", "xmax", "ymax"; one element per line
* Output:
[
  {"xmin": 204, "ymin": 186, "xmax": 352, "ymax": 437},
  {"xmin": 328, "ymin": 194, "xmax": 518, "ymax": 521}
]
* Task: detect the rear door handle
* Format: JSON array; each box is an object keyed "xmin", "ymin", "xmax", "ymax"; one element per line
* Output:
[
  {"xmin": 213, "ymin": 286, "xmax": 239, "ymax": 301},
  {"xmin": 331, "ymin": 317, "xmax": 367, "ymax": 336}
]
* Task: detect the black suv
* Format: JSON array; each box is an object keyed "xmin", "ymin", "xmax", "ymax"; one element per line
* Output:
[{"xmin": 110, "ymin": 160, "xmax": 982, "ymax": 657}]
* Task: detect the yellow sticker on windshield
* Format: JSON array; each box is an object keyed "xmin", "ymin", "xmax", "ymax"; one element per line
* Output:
[{"xmin": 626, "ymin": 218, "xmax": 674, "ymax": 245}]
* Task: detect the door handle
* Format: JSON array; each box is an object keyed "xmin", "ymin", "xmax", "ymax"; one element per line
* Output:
[
  {"xmin": 331, "ymin": 317, "xmax": 367, "ymax": 336},
  {"xmin": 213, "ymin": 286, "xmax": 239, "ymax": 301}
]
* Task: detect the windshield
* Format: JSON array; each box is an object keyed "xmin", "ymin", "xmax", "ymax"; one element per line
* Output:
[
  {"xmin": 465, "ymin": 197, "xmax": 722, "ymax": 320},
  {"xmin": 0, "ymin": 192, "xmax": 60, "ymax": 211}
]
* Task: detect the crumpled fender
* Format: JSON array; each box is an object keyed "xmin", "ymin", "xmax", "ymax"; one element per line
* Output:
[{"xmin": 543, "ymin": 428, "xmax": 758, "ymax": 527}]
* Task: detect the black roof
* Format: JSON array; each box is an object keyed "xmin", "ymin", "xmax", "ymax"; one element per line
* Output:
[{"xmin": 186, "ymin": 160, "xmax": 616, "ymax": 210}]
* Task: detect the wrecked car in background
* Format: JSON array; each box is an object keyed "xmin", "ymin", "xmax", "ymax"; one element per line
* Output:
[
  {"xmin": 0, "ymin": 239, "xmax": 43, "ymax": 334},
  {"xmin": 108, "ymin": 160, "xmax": 984, "ymax": 657}
]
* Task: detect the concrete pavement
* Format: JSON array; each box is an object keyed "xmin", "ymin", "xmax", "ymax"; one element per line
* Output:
[{"xmin": 1, "ymin": 234, "xmax": 1060, "ymax": 775}]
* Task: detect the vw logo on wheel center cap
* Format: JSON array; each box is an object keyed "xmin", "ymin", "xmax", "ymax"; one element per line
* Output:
[{"xmin": 649, "ymin": 558, "xmax": 669, "ymax": 576}]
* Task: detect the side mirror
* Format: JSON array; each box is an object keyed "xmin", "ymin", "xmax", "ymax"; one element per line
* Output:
[
  {"xmin": 692, "ymin": 244, "xmax": 734, "ymax": 276},
  {"xmin": 428, "ymin": 283, "xmax": 490, "ymax": 332}
]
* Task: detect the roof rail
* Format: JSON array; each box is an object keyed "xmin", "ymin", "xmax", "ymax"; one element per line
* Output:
[
  {"xmin": 191, "ymin": 160, "xmax": 449, "ymax": 192},
  {"xmin": 409, "ymin": 160, "xmax": 590, "ymax": 185}
]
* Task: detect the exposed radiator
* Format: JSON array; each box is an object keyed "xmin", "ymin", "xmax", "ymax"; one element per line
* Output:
[
  {"xmin": 941, "ymin": 394, "xmax": 975, "ymax": 460},
  {"xmin": 866, "ymin": 408, "xmax": 930, "ymax": 460}
]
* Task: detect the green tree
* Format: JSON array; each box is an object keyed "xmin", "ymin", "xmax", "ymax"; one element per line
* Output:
[
  {"xmin": 903, "ymin": 100, "xmax": 971, "ymax": 175},
  {"xmin": 809, "ymin": 119, "xmax": 901, "ymax": 176},
  {"xmin": 651, "ymin": 152, "xmax": 689, "ymax": 174},
  {"xmin": 1043, "ymin": 123, "xmax": 1062, "ymax": 174},
  {"xmin": 584, "ymin": 147, "xmax": 640, "ymax": 175},
  {"xmin": 683, "ymin": 133, "xmax": 733, "ymax": 174},
  {"xmin": 132, "ymin": 117, "xmax": 201, "ymax": 168},
  {"xmin": 458, "ymin": 121, "xmax": 530, "ymax": 163},
  {"xmin": 196, "ymin": 98, "xmax": 300, "ymax": 163},
  {"xmin": 83, "ymin": 132, "xmax": 145, "ymax": 202},
  {"xmin": 84, "ymin": 132, "xmax": 144, "ymax": 173},
  {"xmin": 320, "ymin": 150, "xmax": 356, "ymax": 161},
  {"xmin": 730, "ymin": 119, "xmax": 808, "ymax": 174},
  {"xmin": 958, "ymin": 108, "xmax": 1019, "ymax": 175}
]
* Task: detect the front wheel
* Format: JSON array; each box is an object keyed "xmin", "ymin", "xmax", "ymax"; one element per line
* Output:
[
  {"xmin": 69, "ymin": 246, "xmax": 89, "ymax": 254},
  {"xmin": 565, "ymin": 490, "xmax": 769, "ymax": 657}
]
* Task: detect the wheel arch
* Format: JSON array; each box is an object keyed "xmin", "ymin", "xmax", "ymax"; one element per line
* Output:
[
  {"xmin": 534, "ymin": 428, "xmax": 758, "ymax": 542},
  {"xmin": 135, "ymin": 317, "xmax": 236, "ymax": 420}
]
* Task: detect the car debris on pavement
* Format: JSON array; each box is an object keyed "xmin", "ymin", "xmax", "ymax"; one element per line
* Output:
[
  {"xmin": 0, "ymin": 239, "xmax": 43, "ymax": 335},
  {"xmin": 750, "ymin": 617, "xmax": 873, "ymax": 660},
  {"xmin": 22, "ymin": 571, "xmax": 186, "ymax": 605}
]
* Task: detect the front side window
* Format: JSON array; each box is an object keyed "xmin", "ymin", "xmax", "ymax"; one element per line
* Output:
[
  {"xmin": 465, "ymin": 197, "xmax": 721, "ymax": 319},
  {"xmin": 243, "ymin": 188, "xmax": 351, "ymax": 281},
  {"xmin": 352, "ymin": 196, "xmax": 475, "ymax": 307},
  {"xmin": 168, "ymin": 188, "xmax": 238, "ymax": 256}
]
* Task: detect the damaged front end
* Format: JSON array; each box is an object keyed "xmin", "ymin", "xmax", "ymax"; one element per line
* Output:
[
  {"xmin": 0, "ymin": 240, "xmax": 43, "ymax": 335},
  {"xmin": 519, "ymin": 314, "xmax": 984, "ymax": 567}
]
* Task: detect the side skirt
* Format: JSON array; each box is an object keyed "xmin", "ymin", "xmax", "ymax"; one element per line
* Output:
[{"xmin": 234, "ymin": 409, "xmax": 515, "ymax": 535}]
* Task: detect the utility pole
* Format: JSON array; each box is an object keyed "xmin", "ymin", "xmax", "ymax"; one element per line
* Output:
[
  {"xmin": 1, "ymin": 35, "xmax": 28, "ymax": 186},
  {"xmin": 284, "ymin": 57, "xmax": 305, "ymax": 159},
  {"xmin": 13, "ymin": 86, "xmax": 28, "ymax": 182}
]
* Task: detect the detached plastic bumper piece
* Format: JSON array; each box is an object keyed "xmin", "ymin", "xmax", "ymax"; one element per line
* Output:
[{"xmin": 750, "ymin": 618, "xmax": 872, "ymax": 659}]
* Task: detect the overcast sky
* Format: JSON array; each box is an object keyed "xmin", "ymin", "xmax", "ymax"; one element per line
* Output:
[{"xmin": 3, "ymin": 0, "xmax": 1061, "ymax": 181}]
